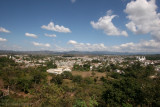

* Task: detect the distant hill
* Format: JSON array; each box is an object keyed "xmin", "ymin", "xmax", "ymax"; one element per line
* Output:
[{"xmin": 0, "ymin": 50, "xmax": 159, "ymax": 55}]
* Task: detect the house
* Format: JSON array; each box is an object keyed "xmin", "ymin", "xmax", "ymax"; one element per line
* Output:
[{"xmin": 114, "ymin": 69, "xmax": 124, "ymax": 74}]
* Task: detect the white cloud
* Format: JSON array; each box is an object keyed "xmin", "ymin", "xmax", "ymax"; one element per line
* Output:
[
  {"xmin": 0, "ymin": 27, "xmax": 10, "ymax": 33},
  {"xmin": 125, "ymin": 0, "xmax": 160, "ymax": 41},
  {"xmin": 68, "ymin": 40, "xmax": 107, "ymax": 51},
  {"xmin": 0, "ymin": 37, "xmax": 7, "ymax": 42},
  {"xmin": 67, "ymin": 39, "xmax": 160, "ymax": 52},
  {"xmin": 32, "ymin": 42, "xmax": 50, "ymax": 47},
  {"xmin": 91, "ymin": 10, "xmax": 128, "ymax": 37},
  {"xmin": 68, "ymin": 40, "xmax": 77, "ymax": 44},
  {"xmin": 112, "ymin": 39, "xmax": 160, "ymax": 52},
  {"xmin": 44, "ymin": 33, "xmax": 56, "ymax": 37},
  {"xmin": 25, "ymin": 33, "xmax": 38, "ymax": 38},
  {"xmin": 41, "ymin": 22, "xmax": 71, "ymax": 33},
  {"xmin": 71, "ymin": 0, "xmax": 76, "ymax": 3}
]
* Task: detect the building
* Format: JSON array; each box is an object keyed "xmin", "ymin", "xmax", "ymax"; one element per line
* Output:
[
  {"xmin": 136, "ymin": 56, "xmax": 146, "ymax": 62},
  {"xmin": 47, "ymin": 67, "xmax": 71, "ymax": 75},
  {"xmin": 114, "ymin": 69, "xmax": 124, "ymax": 74}
]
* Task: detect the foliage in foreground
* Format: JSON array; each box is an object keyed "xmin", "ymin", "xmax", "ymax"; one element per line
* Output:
[{"xmin": 0, "ymin": 57, "xmax": 160, "ymax": 106}]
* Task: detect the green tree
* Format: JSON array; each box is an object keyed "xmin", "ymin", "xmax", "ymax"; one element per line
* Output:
[
  {"xmin": 46, "ymin": 60, "xmax": 57, "ymax": 69},
  {"xmin": 61, "ymin": 71, "xmax": 73, "ymax": 79},
  {"xmin": 83, "ymin": 77, "xmax": 94, "ymax": 84},
  {"xmin": 72, "ymin": 75, "xmax": 83, "ymax": 83},
  {"xmin": 17, "ymin": 75, "xmax": 32, "ymax": 93},
  {"xmin": 31, "ymin": 71, "xmax": 47, "ymax": 84},
  {"xmin": 50, "ymin": 74, "xmax": 63, "ymax": 85},
  {"xmin": 73, "ymin": 99, "xmax": 87, "ymax": 107},
  {"xmin": 34, "ymin": 84, "xmax": 64, "ymax": 106}
]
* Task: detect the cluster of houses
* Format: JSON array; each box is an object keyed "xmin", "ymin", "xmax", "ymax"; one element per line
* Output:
[
  {"xmin": 136, "ymin": 56, "xmax": 146, "ymax": 62},
  {"xmin": 1, "ymin": 54, "xmax": 160, "ymax": 74}
]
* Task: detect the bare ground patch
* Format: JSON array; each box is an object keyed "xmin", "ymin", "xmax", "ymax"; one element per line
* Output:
[{"xmin": 71, "ymin": 71, "xmax": 106, "ymax": 78}]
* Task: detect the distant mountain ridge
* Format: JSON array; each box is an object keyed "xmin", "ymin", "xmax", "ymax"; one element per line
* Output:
[{"xmin": 0, "ymin": 50, "xmax": 159, "ymax": 55}]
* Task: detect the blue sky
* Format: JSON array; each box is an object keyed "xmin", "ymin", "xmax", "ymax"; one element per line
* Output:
[{"xmin": 0, "ymin": 0, "xmax": 160, "ymax": 52}]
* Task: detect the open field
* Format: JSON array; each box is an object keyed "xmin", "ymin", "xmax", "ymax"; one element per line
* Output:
[{"xmin": 71, "ymin": 71, "xmax": 106, "ymax": 78}]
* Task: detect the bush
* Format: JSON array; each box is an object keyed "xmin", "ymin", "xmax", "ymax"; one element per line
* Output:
[
  {"xmin": 17, "ymin": 76, "xmax": 32, "ymax": 93},
  {"xmin": 31, "ymin": 71, "xmax": 47, "ymax": 84},
  {"xmin": 46, "ymin": 60, "xmax": 57, "ymax": 69},
  {"xmin": 73, "ymin": 99, "xmax": 87, "ymax": 107},
  {"xmin": 0, "ymin": 90, "xmax": 3, "ymax": 97},
  {"xmin": 83, "ymin": 77, "xmax": 94, "ymax": 84},
  {"xmin": 100, "ymin": 76, "xmax": 106, "ymax": 82},
  {"xmin": 61, "ymin": 71, "xmax": 73, "ymax": 79},
  {"xmin": 50, "ymin": 75, "xmax": 63, "ymax": 85},
  {"xmin": 72, "ymin": 75, "xmax": 83, "ymax": 83},
  {"xmin": 110, "ymin": 72, "xmax": 121, "ymax": 79}
]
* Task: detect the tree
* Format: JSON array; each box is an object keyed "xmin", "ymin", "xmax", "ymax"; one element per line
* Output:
[
  {"xmin": 34, "ymin": 84, "xmax": 64, "ymax": 106},
  {"xmin": 46, "ymin": 60, "xmax": 57, "ymax": 69},
  {"xmin": 83, "ymin": 63, "xmax": 90, "ymax": 71},
  {"xmin": 102, "ymin": 77, "xmax": 144, "ymax": 106},
  {"xmin": 72, "ymin": 75, "xmax": 83, "ymax": 83},
  {"xmin": 73, "ymin": 63, "xmax": 90, "ymax": 71},
  {"xmin": 50, "ymin": 74, "xmax": 63, "ymax": 85},
  {"xmin": 31, "ymin": 71, "xmax": 47, "ymax": 84},
  {"xmin": 61, "ymin": 71, "xmax": 73, "ymax": 79},
  {"xmin": 110, "ymin": 72, "xmax": 121, "ymax": 79},
  {"xmin": 73, "ymin": 99, "xmax": 87, "ymax": 107},
  {"xmin": 83, "ymin": 77, "xmax": 94, "ymax": 84},
  {"xmin": 145, "ymin": 65, "xmax": 155, "ymax": 77},
  {"xmin": 110, "ymin": 64, "xmax": 117, "ymax": 71},
  {"xmin": 17, "ymin": 75, "xmax": 32, "ymax": 93}
]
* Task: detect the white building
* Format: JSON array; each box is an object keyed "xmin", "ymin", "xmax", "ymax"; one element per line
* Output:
[
  {"xmin": 47, "ymin": 68, "xmax": 63, "ymax": 75},
  {"xmin": 114, "ymin": 69, "xmax": 124, "ymax": 74},
  {"xmin": 137, "ymin": 56, "xmax": 146, "ymax": 62},
  {"xmin": 63, "ymin": 68, "xmax": 71, "ymax": 72},
  {"xmin": 47, "ymin": 68, "xmax": 71, "ymax": 75}
]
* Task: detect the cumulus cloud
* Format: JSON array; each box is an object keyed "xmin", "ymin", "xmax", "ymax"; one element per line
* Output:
[
  {"xmin": 91, "ymin": 10, "xmax": 128, "ymax": 37},
  {"xmin": 68, "ymin": 40, "xmax": 77, "ymax": 44},
  {"xmin": 25, "ymin": 33, "xmax": 38, "ymax": 38},
  {"xmin": 0, "ymin": 37, "xmax": 7, "ymax": 42},
  {"xmin": 68, "ymin": 40, "xmax": 107, "ymax": 51},
  {"xmin": 112, "ymin": 39, "xmax": 160, "ymax": 52},
  {"xmin": 67, "ymin": 39, "xmax": 160, "ymax": 52},
  {"xmin": 41, "ymin": 22, "xmax": 71, "ymax": 33},
  {"xmin": 125, "ymin": 0, "xmax": 160, "ymax": 41},
  {"xmin": 44, "ymin": 33, "xmax": 56, "ymax": 37},
  {"xmin": 71, "ymin": 0, "xmax": 76, "ymax": 3},
  {"xmin": 32, "ymin": 42, "xmax": 50, "ymax": 47},
  {"xmin": 0, "ymin": 27, "xmax": 10, "ymax": 33}
]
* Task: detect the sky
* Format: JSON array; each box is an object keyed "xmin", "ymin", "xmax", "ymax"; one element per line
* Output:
[{"xmin": 0, "ymin": 0, "xmax": 160, "ymax": 53}]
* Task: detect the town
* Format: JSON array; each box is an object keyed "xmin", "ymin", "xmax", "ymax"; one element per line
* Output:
[{"xmin": 0, "ymin": 54, "xmax": 160, "ymax": 75}]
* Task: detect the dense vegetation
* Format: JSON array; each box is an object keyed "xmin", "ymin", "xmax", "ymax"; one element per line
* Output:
[
  {"xmin": 73, "ymin": 63, "xmax": 91, "ymax": 71},
  {"xmin": 0, "ymin": 57, "xmax": 160, "ymax": 106},
  {"xmin": 146, "ymin": 55, "xmax": 160, "ymax": 60}
]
